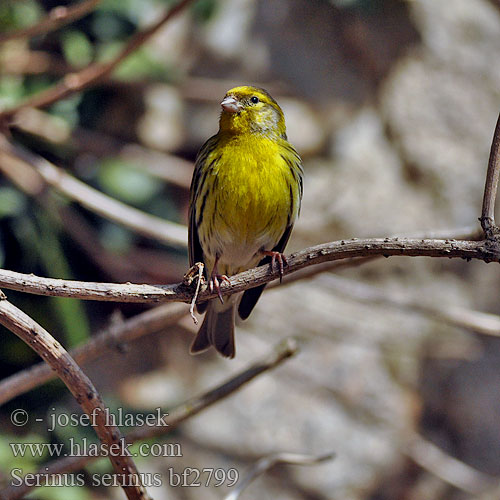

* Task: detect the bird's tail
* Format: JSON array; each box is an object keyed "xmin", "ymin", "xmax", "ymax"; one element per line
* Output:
[{"xmin": 190, "ymin": 300, "xmax": 236, "ymax": 358}]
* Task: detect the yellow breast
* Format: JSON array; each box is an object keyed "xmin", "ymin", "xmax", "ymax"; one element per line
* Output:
[{"xmin": 198, "ymin": 134, "xmax": 296, "ymax": 272}]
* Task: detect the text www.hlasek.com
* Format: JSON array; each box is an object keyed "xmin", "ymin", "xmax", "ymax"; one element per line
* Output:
[{"xmin": 10, "ymin": 438, "xmax": 182, "ymax": 458}]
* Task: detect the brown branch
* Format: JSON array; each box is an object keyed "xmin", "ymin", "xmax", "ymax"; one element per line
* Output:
[
  {"xmin": 0, "ymin": 137, "xmax": 188, "ymax": 247},
  {"xmin": 275, "ymin": 225, "xmax": 483, "ymax": 288},
  {"xmin": 1, "ymin": 338, "xmax": 298, "ymax": 500},
  {"xmin": 0, "ymin": 0, "xmax": 102, "ymax": 44},
  {"xmin": 481, "ymin": 112, "xmax": 500, "ymax": 236},
  {"xmin": 0, "ymin": 302, "xmax": 187, "ymax": 406},
  {"xmin": 0, "ymin": 292, "xmax": 151, "ymax": 500},
  {"xmin": 0, "ymin": 0, "xmax": 194, "ymax": 122},
  {"xmin": 0, "ymin": 237, "xmax": 496, "ymax": 305}
]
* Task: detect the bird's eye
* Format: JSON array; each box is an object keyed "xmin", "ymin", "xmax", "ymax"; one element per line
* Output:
[{"xmin": 250, "ymin": 96, "xmax": 259, "ymax": 104}]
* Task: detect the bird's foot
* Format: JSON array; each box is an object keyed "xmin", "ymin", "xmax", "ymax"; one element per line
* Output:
[
  {"xmin": 261, "ymin": 250, "xmax": 288, "ymax": 283},
  {"xmin": 209, "ymin": 272, "xmax": 230, "ymax": 304}
]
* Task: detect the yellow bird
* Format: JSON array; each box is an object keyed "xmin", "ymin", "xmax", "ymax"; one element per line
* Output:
[{"xmin": 188, "ymin": 86, "xmax": 303, "ymax": 358}]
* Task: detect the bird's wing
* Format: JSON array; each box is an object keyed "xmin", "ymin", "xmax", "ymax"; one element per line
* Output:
[
  {"xmin": 238, "ymin": 220, "xmax": 294, "ymax": 320},
  {"xmin": 188, "ymin": 136, "xmax": 218, "ymax": 313}
]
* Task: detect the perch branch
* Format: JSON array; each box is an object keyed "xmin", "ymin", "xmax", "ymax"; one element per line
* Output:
[
  {"xmin": 0, "ymin": 0, "xmax": 194, "ymax": 122},
  {"xmin": 0, "ymin": 238, "xmax": 497, "ymax": 304},
  {"xmin": 224, "ymin": 451, "xmax": 335, "ymax": 500},
  {"xmin": 0, "ymin": 292, "xmax": 151, "ymax": 500},
  {"xmin": 0, "ymin": 302, "xmax": 188, "ymax": 406},
  {"xmin": 1, "ymin": 338, "xmax": 298, "ymax": 500},
  {"xmin": 481, "ymin": 112, "xmax": 500, "ymax": 236},
  {"xmin": 0, "ymin": 0, "xmax": 101, "ymax": 43}
]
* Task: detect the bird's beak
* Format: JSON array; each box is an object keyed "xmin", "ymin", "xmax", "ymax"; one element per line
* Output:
[{"xmin": 220, "ymin": 96, "xmax": 241, "ymax": 113}]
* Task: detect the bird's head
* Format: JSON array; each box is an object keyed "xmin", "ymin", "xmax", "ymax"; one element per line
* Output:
[{"xmin": 218, "ymin": 86, "xmax": 287, "ymax": 139}]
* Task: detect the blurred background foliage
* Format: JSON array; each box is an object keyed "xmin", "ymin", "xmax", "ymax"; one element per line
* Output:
[{"xmin": 2, "ymin": 0, "xmax": 500, "ymax": 499}]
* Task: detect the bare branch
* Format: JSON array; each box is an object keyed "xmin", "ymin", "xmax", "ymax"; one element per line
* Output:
[
  {"xmin": 277, "ymin": 226, "xmax": 483, "ymax": 288},
  {"xmin": 0, "ymin": 237, "xmax": 497, "ymax": 306},
  {"xmin": 0, "ymin": 302, "xmax": 187, "ymax": 406},
  {"xmin": 0, "ymin": 292, "xmax": 151, "ymax": 500},
  {"xmin": 1, "ymin": 338, "xmax": 298, "ymax": 500},
  {"xmin": 406, "ymin": 434, "xmax": 498, "ymax": 495},
  {"xmin": 0, "ymin": 0, "xmax": 101, "ymax": 44},
  {"xmin": 224, "ymin": 451, "xmax": 335, "ymax": 500},
  {"xmin": 317, "ymin": 274, "xmax": 500, "ymax": 338},
  {"xmin": 481, "ymin": 112, "xmax": 500, "ymax": 236},
  {"xmin": 0, "ymin": 0, "xmax": 195, "ymax": 122},
  {"xmin": 0, "ymin": 137, "xmax": 188, "ymax": 247}
]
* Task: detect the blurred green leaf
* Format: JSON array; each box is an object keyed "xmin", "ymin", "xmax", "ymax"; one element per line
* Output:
[
  {"xmin": 24, "ymin": 75, "xmax": 55, "ymax": 98},
  {"xmin": 0, "ymin": 235, "xmax": 4, "ymax": 268},
  {"xmin": 0, "ymin": 0, "xmax": 42, "ymax": 31},
  {"xmin": 98, "ymin": 0, "xmax": 138, "ymax": 15},
  {"xmin": 50, "ymin": 93, "xmax": 82, "ymax": 129},
  {"xmin": 36, "ymin": 213, "xmax": 91, "ymax": 348},
  {"xmin": 96, "ymin": 41, "xmax": 169, "ymax": 80},
  {"xmin": 0, "ymin": 433, "xmax": 45, "ymax": 471},
  {"xmin": 91, "ymin": 11, "xmax": 133, "ymax": 41},
  {"xmin": 0, "ymin": 187, "xmax": 27, "ymax": 219},
  {"xmin": 98, "ymin": 222, "xmax": 133, "ymax": 254},
  {"xmin": 37, "ymin": 485, "xmax": 90, "ymax": 500},
  {"xmin": 2, "ymin": 335, "xmax": 37, "ymax": 363},
  {"xmin": 97, "ymin": 158, "xmax": 162, "ymax": 204},
  {"xmin": 114, "ymin": 48, "xmax": 169, "ymax": 81},
  {"xmin": 61, "ymin": 30, "xmax": 94, "ymax": 68},
  {"xmin": 192, "ymin": 0, "xmax": 218, "ymax": 22},
  {"xmin": 0, "ymin": 76, "xmax": 25, "ymax": 108},
  {"xmin": 96, "ymin": 40, "xmax": 123, "ymax": 63}
]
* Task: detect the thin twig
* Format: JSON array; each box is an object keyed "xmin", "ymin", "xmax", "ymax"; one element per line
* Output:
[
  {"xmin": 224, "ymin": 451, "xmax": 335, "ymax": 500},
  {"xmin": 0, "ymin": 0, "xmax": 101, "ymax": 44},
  {"xmin": 317, "ymin": 274, "xmax": 500, "ymax": 338},
  {"xmin": 1, "ymin": 338, "xmax": 298, "ymax": 500},
  {"xmin": 481, "ymin": 112, "xmax": 500, "ymax": 236},
  {"xmin": 0, "ymin": 0, "xmax": 195, "ymax": 122},
  {"xmin": 0, "ymin": 302, "xmax": 187, "ymax": 406},
  {"xmin": 0, "ymin": 137, "xmax": 187, "ymax": 247},
  {"xmin": 0, "ymin": 292, "xmax": 151, "ymax": 500},
  {"xmin": 406, "ymin": 434, "xmax": 498, "ymax": 495}
]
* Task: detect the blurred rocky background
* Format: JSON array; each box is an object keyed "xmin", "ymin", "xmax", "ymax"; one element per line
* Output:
[{"xmin": 2, "ymin": 0, "xmax": 500, "ymax": 499}]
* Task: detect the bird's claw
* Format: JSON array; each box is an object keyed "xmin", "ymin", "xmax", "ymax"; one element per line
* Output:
[
  {"xmin": 262, "ymin": 251, "xmax": 288, "ymax": 283},
  {"xmin": 209, "ymin": 273, "xmax": 229, "ymax": 304}
]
